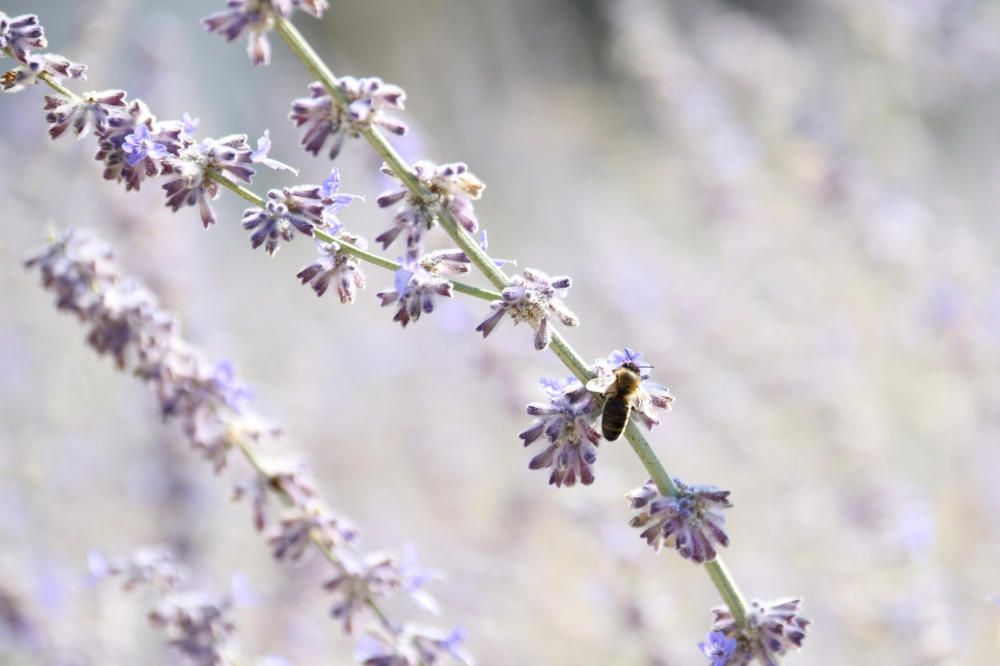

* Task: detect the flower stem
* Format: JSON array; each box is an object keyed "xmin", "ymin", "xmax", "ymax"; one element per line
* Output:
[{"xmin": 275, "ymin": 15, "xmax": 750, "ymax": 627}]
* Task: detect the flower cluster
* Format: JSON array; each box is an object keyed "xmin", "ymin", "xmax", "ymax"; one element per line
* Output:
[
  {"xmin": 27, "ymin": 229, "xmax": 472, "ymax": 665},
  {"xmin": 242, "ymin": 167, "xmax": 359, "ymax": 254},
  {"xmin": 476, "ymin": 268, "xmax": 579, "ymax": 350},
  {"xmin": 297, "ymin": 232, "xmax": 367, "ymax": 301},
  {"xmin": 704, "ymin": 598, "xmax": 810, "ymax": 665},
  {"xmin": 202, "ymin": 0, "xmax": 328, "ymax": 66},
  {"xmin": 290, "ymin": 76, "xmax": 407, "ymax": 159},
  {"xmin": 585, "ymin": 348, "xmax": 673, "ymax": 428},
  {"xmin": 0, "ymin": 11, "xmax": 46, "ymax": 61},
  {"xmin": 92, "ymin": 549, "xmax": 237, "ymax": 666},
  {"xmin": 376, "ymin": 250, "xmax": 472, "ymax": 327},
  {"xmin": 1, "ymin": 52, "xmax": 85, "ymax": 93},
  {"xmin": 519, "ymin": 377, "xmax": 601, "ymax": 487},
  {"xmin": 626, "ymin": 479, "xmax": 732, "ymax": 563},
  {"xmin": 25, "ymin": 229, "xmax": 271, "ymax": 472},
  {"xmin": 355, "ymin": 625, "xmax": 472, "ymax": 666},
  {"xmin": 376, "ymin": 161, "xmax": 485, "ymax": 259}
]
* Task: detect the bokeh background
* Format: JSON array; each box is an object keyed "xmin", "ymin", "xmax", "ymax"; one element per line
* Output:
[{"xmin": 2, "ymin": 0, "xmax": 1000, "ymax": 664}]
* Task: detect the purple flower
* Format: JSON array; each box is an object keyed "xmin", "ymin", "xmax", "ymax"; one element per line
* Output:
[
  {"xmin": 148, "ymin": 593, "xmax": 236, "ymax": 666},
  {"xmin": 162, "ymin": 134, "xmax": 256, "ymax": 227},
  {"xmin": 585, "ymin": 348, "xmax": 673, "ymax": 429},
  {"xmin": 202, "ymin": 1, "xmax": 327, "ymax": 65},
  {"xmin": 242, "ymin": 177, "xmax": 357, "ymax": 255},
  {"xmin": 99, "ymin": 547, "xmax": 184, "ymax": 592},
  {"xmin": 122, "ymin": 123, "xmax": 169, "ymax": 167},
  {"xmin": 699, "ymin": 631, "xmax": 739, "ymax": 666},
  {"xmin": 0, "ymin": 12, "xmax": 47, "ymax": 62},
  {"xmin": 325, "ymin": 552, "xmax": 407, "ymax": 634},
  {"xmin": 43, "ymin": 89, "xmax": 127, "ymax": 140},
  {"xmin": 290, "ymin": 76, "xmax": 407, "ymax": 159},
  {"xmin": 475, "ymin": 268, "xmax": 579, "ymax": 350},
  {"xmin": 232, "ymin": 458, "xmax": 316, "ymax": 531},
  {"xmin": 268, "ymin": 503, "xmax": 357, "ymax": 562},
  {"xmin": 1, "ymin": 52, "xmax": 85, "ymax": 93},
  {"xmin": 297, "ymin": 233, "xmax": 367, "ymax": 302},
  {"xmin": 709, "ymin": 598, "xmax": 810, "ymax": 666},
  {"xmin": 376, "ymin": 257, "xmax": 454, "ymax": 327},
  {"xmin": 93, "ymin": 98, "xmax": 167, "ymax": 191},
  {"xmin": 627, "ymin": 479, "xmax": 732, "ymax": 563},
  {"xmin": 355, "ymin": 625, "xmax": 473, "ymax": 666},
  {"xmin": 375, "ymin": 161, "xmax": 485, "ymax": 258},
  {"xmin": 519, "ymin": 377, "xmax": 602, "ymax": 487}
]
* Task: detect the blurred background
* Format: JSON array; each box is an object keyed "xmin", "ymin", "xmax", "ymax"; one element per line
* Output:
[{"xmin": 2, "ymin": 0, "xmax": 1000, "ymax": 663}]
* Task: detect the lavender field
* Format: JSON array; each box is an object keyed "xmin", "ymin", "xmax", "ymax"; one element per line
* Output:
[{"xmin": 2, "ymin": 1, "xmax": 999, "ymax": 664}]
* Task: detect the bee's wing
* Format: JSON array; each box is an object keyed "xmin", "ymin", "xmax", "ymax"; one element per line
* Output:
[
  {"xmin": 631, "ymin": 389, "xmax": 653, "ymax": 415},
  {"xmin": 586, "ymin": 374, "xmax": 615, "ymax": 393},
  {"xmin": 643, "ymin": 382, "xmax": 674, "ymax": 409}
]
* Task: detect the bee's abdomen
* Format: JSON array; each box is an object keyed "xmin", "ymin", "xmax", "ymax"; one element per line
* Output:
[{"xmin": 602, "ymin": 397, "xmax": 631, "ymax": 441}]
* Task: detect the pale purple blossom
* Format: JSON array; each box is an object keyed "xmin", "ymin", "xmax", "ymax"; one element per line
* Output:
[
  {"xmin": 251, "ymin": 129, "xmax": 298, "ymax": 174},
  {"xmin": 43, "ymin": 89, "xmax": 126, "ymax": 140},
  {"xmin": 268, "ymin": 503, "xmax": 357, "ymax": 562},
  {"xmin": 1, "ymin": 52, "xmax": 85, "ymax": 93},
  {"xmin": 202, "ymin": 1, "xmax": 328, "ymax": 65},
  {"xmin": 162, "ymin": 133, "xmax": 256, "ymax": 227},
  {"xmin": 708, "ymin": 598, "xmax": 810, "ymax": 666},
  {"xmin": 376, "ymin": 257, "xmax": 455, "ymax": 327},
  {"xmin": 699, "ymin": 631, "xmax": 739, "ymax": 666},
  {"xmin": 296, "ymin": 233, "xmax": 367, "ymax": 302},
  {"xmin": 355, "ymin": 625, "xmax": 472, "ymax": 666},
  {"xmin": 627, "ymin": 479, "xmax": 732, "ymax": 563},
  {"xmin": 290, "ymin": 76, "xmax": 407, "ymax": 159},
  {"xmin": 475, "ymin": 268, "xmax": 578, "ymax": 350},
  {"xmin": 0, "ymin": 12, "xmax": 47, "ymax": 62},
  {"xmin": 376, "ymin": 161, "xmax": 485, "ymax": 258},
  {"xmin": 519, "ymin": 376, "xmax": 601, "ymax": 487}
]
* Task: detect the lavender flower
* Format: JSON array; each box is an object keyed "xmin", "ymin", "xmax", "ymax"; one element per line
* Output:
[
  {"xmin": 95, "ymin": 547, "xmax": 184, "ymax": 592},
  {"xmin": 0, "ymin": 12, "xmax": 46, "ymax": 62},
  {"xmin": 699, "ymin": 631, "xmax": 738, "ymax": 666},
  {"xmin": 43, "ymin": 89, "xmax": 126, "ymax": 140},
  {"xmin": 375, "ymin": 161, "xmax": 485, "ymax": 258},
  {"xmin": 162, "ymin": 133, "xmax": 256, "ymax": 227},
  {"xmin": 355, "ymin": 625, "xmax": 472, "ymax": 666},
  {"xmin": 232, "ymin": 458, "xmax": 316, "ymax": 531},
  {"xmin": 25, "ymin": 229, "xmax": 275, "ymax": 474},
  {"xmin": 627, "ymin": 479, "xmax": 732, "ymax": 563},
  {"xmin": 268, "ymin": 503, "xmax": 357, "ymax": 562},
  {"xmin": 250, "ymin": 129, "xmax": 297, "ymax": 173},
  {"xmin": 475, "ymin": 268, "xmax": 579, "ymax": 350},
  {"xmin": 375, "ymin": 256, "xmax": 455, "ymax": 327},
  {"xmin": 242, "ymin": 174, "xmax": 357, "ymax": 255},
  {"xmin": 148, "ymin": 593, "xmax": 236, "ymax": 666},
  {"xmin": 707, "ymin": 598, "xmax": 810, "ymax": 666},
  {"xmin": 519, "ymin": 376, "xmax": 601, "ymax": 487},
  {"xmin": 325, "ymin": 551, "xmax": 419, "ymax": 634},
  {"xmin": 122, "ymin": 123, "xmax": 169, "ymax": 168},
  {"xmin": 290, "ymin": 77, "xmax": 407, "ymax": 159},
  {"xmin": 585, "ymin": 348, "xmax": 673, "ymax": 429},
  {"xmin": 202, "ymin": 0, "xmax": 329, "ymax": 65},
  {"xmin": 296, "ymin": 233, "xmax": 367, "ymax": 301},
  {"xmin": 1, "ymin": 52, "xmax": 85, "ymax": 93}
]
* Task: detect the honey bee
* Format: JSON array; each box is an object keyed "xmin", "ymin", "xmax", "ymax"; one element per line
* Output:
[{"xmin": 587, "ymin": 350, "xmax": 651, "ymax": 441}]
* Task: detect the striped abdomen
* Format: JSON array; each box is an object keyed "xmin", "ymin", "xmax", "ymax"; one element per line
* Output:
[{"xmin": 601, "ymin": 396, "xmax": 631, "ymax": 441}]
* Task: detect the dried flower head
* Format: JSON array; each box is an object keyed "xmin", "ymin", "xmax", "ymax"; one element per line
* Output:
[
  {"xmin": 202, "ymin": 0, "xmax": 327, "ymax": 66},
  {"xmin": 297, "ymin": 233, "xmax": 367, "ymax": 302},
  {"xmin": 627, "ymin": 478, "xmax": 732, "ymax": 563},
  {"xmin": 707, "ymin": 598, "xmax": 810, "ymax": 666},
  {"xmin": 519, "ymin": 376, "xmax": 601, "ymax": 487},
  {"xmin": 0, "ymin": 12, "xmax": 47, "ymax": 62},
  {"xmin": 585, "ymin": 348, "xmax": 673, "ymax": 429},
  {"xmin": 376, "ymin": 161, "xmax": 485, "ymax": 258},
  {"xmin": 476, "ymin": 268, "xmax": 578, "ymax": 350},
  {"xmin": 1, "ymin": 52, "xmax": 85, "ymax": 93},
  {"xmin": 290, "ymin": 76, "xmax": 407, "ymax": 159}
]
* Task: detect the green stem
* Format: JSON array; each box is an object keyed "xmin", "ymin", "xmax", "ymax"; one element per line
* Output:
[{"xmin": 275, "ymin": 17, "xmax": 750, "ymax": 627}]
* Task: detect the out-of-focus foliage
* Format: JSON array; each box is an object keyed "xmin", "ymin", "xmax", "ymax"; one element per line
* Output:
[{"xmin": 2, "ymin": 0, "xmax": 999, "ymax": 664}]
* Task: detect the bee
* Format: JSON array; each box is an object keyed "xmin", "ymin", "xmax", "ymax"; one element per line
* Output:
[{"xmin": 587, "ymin": 350, "xmax": 652, "ymax": 441}]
